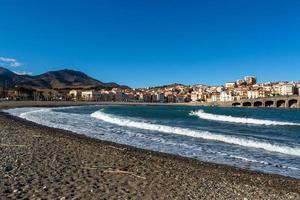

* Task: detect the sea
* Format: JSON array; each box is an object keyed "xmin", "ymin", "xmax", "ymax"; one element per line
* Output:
[{"xmin": 6, "ymin": 105, "xmax": 300, "ymax": 179}]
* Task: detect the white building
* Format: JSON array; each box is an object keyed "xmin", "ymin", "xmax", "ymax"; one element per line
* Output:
[
  {"xmin": 216, "ymin": 86, "xmax": 224, "ymax": 92},
  {"xmin": 191, "ymin": 92, "xmax": 199, "ymax": 102},
  {"xmin": 220, "ymin": 91, "xmax": 233, "ymax": 102},
  {"xmin": 81, "ymin": 90, "xmax": 101, "ymax": 101},
  {"xmin": 69, "ymin": 89, "xmax": 82, "ymax": 100},
  {"xmin": 280, "ymin": 84, "xmax": 295, "ymax": 95},
  {"xmin": 225, "ymin": 82, "xmax": 236, "ymax": 89},
  {"xmin": 151, "ymin": 93, "xmax": 164, "ymax": 102},
  {"xmin": 247, "ymin": 90, "xmax": 259, "ymax": 99},
  {"xmin": 296, "ymin": 83, "xmax": 300, "ymax": 95},
  {"xmin": 273, "ymin": 83, "xmax": 295, "ymax": 96},
  {"xmin": 211, "ymin": 93, "xmax": 220, "ymax": 102}
]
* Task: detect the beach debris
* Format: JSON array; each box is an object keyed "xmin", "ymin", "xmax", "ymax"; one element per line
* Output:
[
  {"xmin": 33, "ymin": 134, "xmax": 42, "ymax": 138},
  {"xmin": 107, "ymin": 145, "xmax": 126, "ymax": 151},
  {"xmin": 81, "ymin": 165, "xmax": 114, "ymax": 170},
  {"xmin": 103, "ymin": 169, "xmax": 146, "ymax": 180},
  {"xmin": 0, "ymin": 143, "xmax": 27, "ymax": 147}
]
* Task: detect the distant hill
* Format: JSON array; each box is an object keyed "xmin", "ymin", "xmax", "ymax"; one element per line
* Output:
[
  {"xmin": 149, "ymin": 83, "xmax": 186, "ymax": 89},
  {"xmin": 0, "ymin": 67, "xmax": 129, "ymax": 90}
]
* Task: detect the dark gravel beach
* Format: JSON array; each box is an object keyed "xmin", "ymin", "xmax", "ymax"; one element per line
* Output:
[{"xmin": 0, "ymin": 101, "xmax": 300, "ymax": 199}]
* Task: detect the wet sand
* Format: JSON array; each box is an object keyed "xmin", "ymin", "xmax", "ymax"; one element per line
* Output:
[{"xmin": 0, "ymin": 101, "xmax": 299, "ymax": 199}]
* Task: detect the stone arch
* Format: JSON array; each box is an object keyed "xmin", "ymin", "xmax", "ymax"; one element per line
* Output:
[
  {"xmin": 265, "ymin": 100, "xmax": 274, "ymax": 107},
  {"xmin": 232, "ymin": 102, "xmax": 241, "ymax": 107},
  {"xmin": 276, "ymin": 100, "xmax": 286, "ymax": 108},
  {"xmin": 242, "ymin": 102, "xmax": 252, "ymax": 107},
  {"xmin": 288, "ymin": 99, "xmax": 298, "ymax": 108},
  {"xmin": 253, "ymin": 101, "xmax": 263, "ymax": 107}
]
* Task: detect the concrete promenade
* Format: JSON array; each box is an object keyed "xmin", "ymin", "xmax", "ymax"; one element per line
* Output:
[{"xmin": 230, "ymin": 95, "xmax": 300, "ymax": 108}]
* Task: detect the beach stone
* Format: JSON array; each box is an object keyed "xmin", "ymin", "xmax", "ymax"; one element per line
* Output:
[
  {"xmin": 3, "ymin": 188, "xmax": 13, "ymax": 194},
  {"xmin": 4, "ymin": 164, "xmax": 13, "ymax": 172}
]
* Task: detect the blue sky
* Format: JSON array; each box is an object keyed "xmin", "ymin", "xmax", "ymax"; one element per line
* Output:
[{"xmin": 0, "ymin": 0, "xmax": 300, "ymax": 88}]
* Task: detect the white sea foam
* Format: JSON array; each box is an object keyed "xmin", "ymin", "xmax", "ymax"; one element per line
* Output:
[
  {"xmin": 19, "ymin": 108, "xmax": 52, "ymax": 118},
  {"xmin": 91, "ymin": 110, "xmax": 300, "ymax": 157},
  {"xmin": 190, "ymin": 110, "xmax": 300, "ymax": 126},
  {"xmin": 228, "ymin": 155, "xmax": 300, "ymax": 171},
  {"xmin": 7, "ymin": 108, "xmax": 96, "ymax": 135}
]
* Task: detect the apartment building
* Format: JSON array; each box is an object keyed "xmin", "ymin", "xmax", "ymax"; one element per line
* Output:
[
  {"xmin": 81, "ymin": 90, "xmax": 101, "ymax": 101},
  {"xmin": 220, "ymin": 91, "xmax": 234, "ymax": 102},
  {"xmin": 247, "ymin": 90, "xmax": 259, "ymax": 99}
]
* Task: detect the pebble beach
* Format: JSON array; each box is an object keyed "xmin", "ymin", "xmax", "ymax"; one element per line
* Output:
[{"xmin": 0, "ymin": 101, "xmax": 300, "ymax": 200}]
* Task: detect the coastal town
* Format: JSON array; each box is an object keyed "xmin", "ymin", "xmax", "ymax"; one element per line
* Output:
[
  {"xmin": 2, "ymin": 1, "xmax": 300, "ymax": 199},
  {"xmin": 1, "ymin": 75, "xmax": 300, "ymax": 107}
]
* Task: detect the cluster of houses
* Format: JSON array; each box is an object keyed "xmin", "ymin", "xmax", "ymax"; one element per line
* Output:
[
  {"xmin": 66, "ymin": 76, "xmax": 300, "ymax": 103},
  {"xmin": 68, "ymin": 86, "xmax": 191, "ymax": 103},
  {"xmin": 195, "ymin": 76, "xmax": 300, "ymax": 103},
  {"xmin": 1, "ymin": 76, "xmax": 300, "ymax": 103}
]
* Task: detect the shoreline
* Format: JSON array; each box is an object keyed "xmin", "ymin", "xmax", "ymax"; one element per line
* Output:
[
  {"xmin": 1, "ymin": 101, "xmax": 299, "ymax": 199},
  {"xmin": 1, "ymin": 100, "xmax": 299, "ymax": 110},
  {"xmin": 0, "ymin": 100, "xmax": 198, "ymax": 109}
]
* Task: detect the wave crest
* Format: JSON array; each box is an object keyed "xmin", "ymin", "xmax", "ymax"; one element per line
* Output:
[
  {"xmin": 91, "ymin": 110, "xmax": 300, "ymax": 156},
  {"xmin": 190, "ymin": 110, "xmax": 300, "ymax": 126}
]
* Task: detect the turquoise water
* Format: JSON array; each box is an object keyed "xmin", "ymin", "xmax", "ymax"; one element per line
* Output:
[{"xmin": 7, "ymin": 105, "xmax": 300, "ymax": 179}]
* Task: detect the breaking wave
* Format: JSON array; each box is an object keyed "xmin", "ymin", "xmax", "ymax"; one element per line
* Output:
[
  {"xmin": 190, "ymin": 110, "xmax": 300, "ymax": 126},
  {"xmin": 91, "ymin": 110, "xmax": 300, "ymax": 157}
]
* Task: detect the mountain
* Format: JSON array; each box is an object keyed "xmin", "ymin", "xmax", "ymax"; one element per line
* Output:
[
  {"xmin": 0, "ymin": 67, "xmax": 128, "ymax": 90},
  {"xmin": 0, "ymin": 67, "xmax": 32, "ymax": 88},
  {"xmin": 0, "ymin": 67, "xmax": 15, "ymax": 84}
]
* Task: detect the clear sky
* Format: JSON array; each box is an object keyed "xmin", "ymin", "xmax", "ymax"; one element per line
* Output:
[{"xmin": 0, "ymin": 0, "xmax": 300, "ymax": 88}]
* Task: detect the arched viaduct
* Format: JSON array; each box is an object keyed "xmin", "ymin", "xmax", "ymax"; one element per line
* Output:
[{"xmin": 231, "ymin": 96, "xmax": 300, "ymax": 108}]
